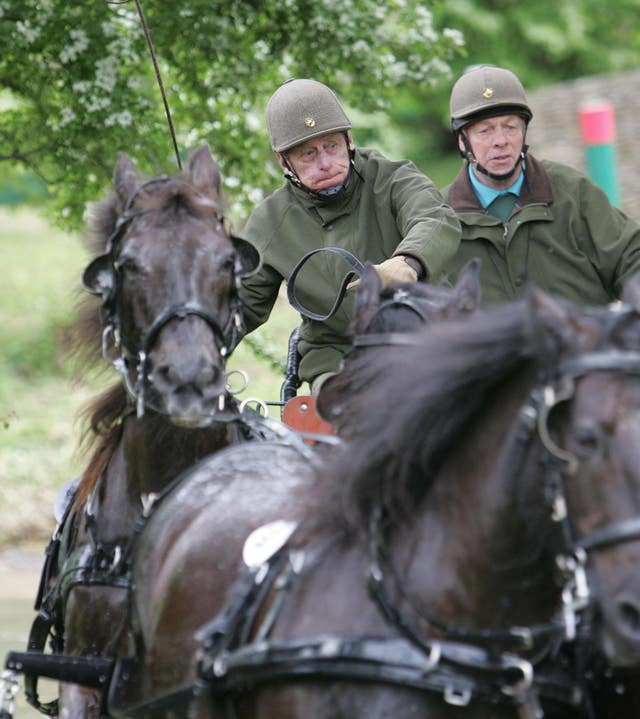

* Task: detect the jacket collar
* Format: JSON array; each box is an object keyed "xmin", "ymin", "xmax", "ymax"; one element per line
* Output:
[{"xmin": 448, "ymin": 154, "xmax": 554, "ymax": 211}]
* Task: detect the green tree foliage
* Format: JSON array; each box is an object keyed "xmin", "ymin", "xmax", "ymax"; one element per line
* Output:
[{"xmin": 0, "ymin": 0, "xmax": 462, "ymax": 228}]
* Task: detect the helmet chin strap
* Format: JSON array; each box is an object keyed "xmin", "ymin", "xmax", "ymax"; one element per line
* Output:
[
  {"xmin": 460, "ymin": 131, "xmax": 529, "ymax": 182},
  {"xmin": 282, "ymin": 134, "xmax": 358, "ymax": 200}
]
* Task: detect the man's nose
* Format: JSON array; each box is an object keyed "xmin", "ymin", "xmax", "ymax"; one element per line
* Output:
[
  {"xmin": 316, "ymin": 149, "xmax": 333, "ymax": 168},
  {"xmin": 493, "ymin": 128, "xmax": 509, "ymax": 144}
]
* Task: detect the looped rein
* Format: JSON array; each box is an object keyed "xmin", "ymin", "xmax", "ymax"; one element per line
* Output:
[{"xmin": 287, "ymin": 247, "xmax": 365, "ymax": 320}]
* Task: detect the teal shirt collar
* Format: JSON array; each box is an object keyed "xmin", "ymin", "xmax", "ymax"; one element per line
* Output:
[{"xmin": 468, "ymin": 163, "xmax": 525, "ymax": 209}]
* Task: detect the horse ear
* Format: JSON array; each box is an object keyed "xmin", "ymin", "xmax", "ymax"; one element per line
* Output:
[
  {"xmin": 453, "ymin": 258, "xmax": 481, "ymax": 312},
  {"xmin": 352, "ymin": 263, "xmax": 382, "ymax": 335},
  {"xmin": 621, "ymin": 271, "xmax": 640, "ymax": 310},
  {"xmin": 526, "ymin": 286, "xmax": 579, "ymax": 359},
  {"xmin": 82, "ymin": 254, "xmax": 114, "ymax": 297},
  {"xmin": 188, "ymin": 144, "xmax": 221, "ymax": 196},
  {"xmin": 113, "ymin": 152, "xmax": 139, "ymax": 208},
  {"xmin": 231, "ymin": 236, "xmax": 261, "ymax": 277},
  {"xmin": 316, "ymin": 373, "xmax": 343, "ymax": 424}
]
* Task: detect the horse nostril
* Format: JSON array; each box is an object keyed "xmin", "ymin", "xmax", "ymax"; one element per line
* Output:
[
  {"xmin": 617, "ymin": 597, "xmax": 640, "ymax": 635},
  {"xmin": 197, "ymin": 365, "xmax": 218, "ymax": 388},
  {"xmin": 152, "ymin": 364, "xmax": 176, "ymax": 388}
]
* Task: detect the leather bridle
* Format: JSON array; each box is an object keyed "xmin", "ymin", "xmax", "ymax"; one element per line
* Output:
[{"xmin": 94, "ymin": 177, "xmax": 245, "ymax": 418}]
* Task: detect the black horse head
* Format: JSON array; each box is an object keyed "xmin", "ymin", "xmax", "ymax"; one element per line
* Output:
[{"xmin": 81, "ymin": 145, "xmax": 259, "ymax": 426}]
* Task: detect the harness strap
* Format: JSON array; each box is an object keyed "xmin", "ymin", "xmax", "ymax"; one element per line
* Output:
[
  {"xmin": 201, "ymin": 633, "xmax": 556, "ymax": 713},
  {"xmin": 577, "ymin": 516, "xmax": 640, "ymax": 552}
]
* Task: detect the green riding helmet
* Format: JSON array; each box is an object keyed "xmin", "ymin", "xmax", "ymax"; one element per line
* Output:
[
  {"xmin": 450, "ymin": 65, "xmax": 533, "ymax": 132},
  {"xmin": 266, "ymin": 78, "xmax": 352, "ymax": 153}
]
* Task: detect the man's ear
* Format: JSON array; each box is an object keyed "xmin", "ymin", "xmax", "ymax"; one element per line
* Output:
[
  {"xmin": 347, "ymin": 134, "xmax": 355, "ymax": 151},
  {"xmin": 457, "ymin": 133, "xmax": 466, "ymax": 155},
  {"xmin": 276, "ymin": 152, "xmax": 288, "ymax": 174}
]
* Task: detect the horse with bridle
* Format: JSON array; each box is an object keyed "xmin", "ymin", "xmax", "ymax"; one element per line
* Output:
[
  {"xmin": 33, "ymin": 258, "xmax": 464, "ymax": 715},
  {"xmin": 106, "ymin": 275, "xmax": 640, "ymax": 718},
  {"xmin": 14, "ymin": 145, "xmax": 260, "ymax": 718}
]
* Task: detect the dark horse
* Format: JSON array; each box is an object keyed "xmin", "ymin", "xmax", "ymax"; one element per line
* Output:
[
  {"xmin": 22, "ymin": 145, "xmax": 259, "ymax": 718},
  {"xmin": 80, "ymin": 260, "xmax": 479, "ymax": 715},
  {"xmin": 108, "ymin": 276, "xmax": 640, "ymax": 718}
]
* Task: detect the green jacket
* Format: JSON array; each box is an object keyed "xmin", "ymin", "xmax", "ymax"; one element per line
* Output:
[
  {"xmin": 442, "ymin": 155, "xmax": 640, "ymax": 306},
  {"xmin": 240, "ymin": 148, "xmax": 460, "ymax": 385}
]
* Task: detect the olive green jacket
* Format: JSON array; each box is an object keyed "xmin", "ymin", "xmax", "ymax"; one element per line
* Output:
[
  {"xmin": 442, "ymin": 155, "xmax": 640, "ymax": 306},
  {"xmin": 240, "ymin": 148, "xmax": 460, "ymax": 385}
]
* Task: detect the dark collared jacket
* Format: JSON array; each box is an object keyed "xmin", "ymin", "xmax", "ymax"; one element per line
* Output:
[
  {"xmin": 240, "ymin": 148, "xmax": 460, "ymax": 385},
  {"xmin": 442, "ymin": 155, "xmax": 640, "ymax": 306}
]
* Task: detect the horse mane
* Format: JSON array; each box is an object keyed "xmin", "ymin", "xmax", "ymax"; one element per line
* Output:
[
  {"xmin": 69, "ymin": 167, "xmax": 226, "ymax": 503},
  {"xmin": 317, "ymin": 297, "xmax": 562, "ymax": 535}
]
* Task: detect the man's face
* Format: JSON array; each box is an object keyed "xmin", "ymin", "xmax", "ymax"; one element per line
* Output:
[
  {"xmin": 279, "ymin": 132, "xmax": 352, "ymax": 191},
  {"xmin": 460, "ymin": 114, "xmax": 526, "ymax": 186}
]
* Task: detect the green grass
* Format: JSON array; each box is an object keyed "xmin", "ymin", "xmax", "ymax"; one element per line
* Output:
[{"xmin": 0, "ymin": 208, "xmax": 298, "ymax": 548}]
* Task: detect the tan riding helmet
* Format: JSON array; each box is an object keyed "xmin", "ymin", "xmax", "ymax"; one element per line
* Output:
[
  {"xmin": 450, "ymin": 65, "xmax": 533, "ymax": 131},
  {"xmin": 266, "ymin": 78, "xmax": 352, "ymax": 153}
]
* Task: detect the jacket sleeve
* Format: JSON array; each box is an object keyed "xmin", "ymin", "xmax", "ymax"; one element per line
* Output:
[
  {"xmin": 238, "ymin": 209, "xmax": 282, "ymax": 334},
  {"xmin": 389, "ymin": 162, "xmax": 461, "ymax": 281},
  {"xmin": 578, "ymin": 176, "xmax": 640, "ymax": 297}
]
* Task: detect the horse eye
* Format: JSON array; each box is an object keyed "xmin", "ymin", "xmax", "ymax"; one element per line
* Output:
[
  {"xmin": 114, "ymin": 256, "xmax": 142, "ymax": 276},
  {"xmin": 220, "ymin": 254, "xmax": 235, "ymax": 272}
]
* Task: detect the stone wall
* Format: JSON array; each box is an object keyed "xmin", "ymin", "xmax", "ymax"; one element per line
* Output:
[{"xmin": 526, "ymin": 68, "xmax": 640, "ymax": 221}]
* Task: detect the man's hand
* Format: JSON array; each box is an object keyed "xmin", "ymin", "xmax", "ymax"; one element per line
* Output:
[{"xmin": 348, "ymin": 255, "xmax": 419, "ymax": 290}]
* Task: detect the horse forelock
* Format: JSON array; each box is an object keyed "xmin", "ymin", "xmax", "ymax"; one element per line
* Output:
[
  {"xmin": 323, "ymin": 298, "xmax": 564, "ymax": 535},
  {"xmin": 129, "ymin": 174, "xmax": 225, "ymax": 226}
]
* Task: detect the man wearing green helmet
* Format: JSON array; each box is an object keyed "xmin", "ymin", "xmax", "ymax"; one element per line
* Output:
[
  {"xmin": 240, "ymin": 78, "xmax": 460, "ymax": 394},
  {"xmin": 442, "ymin": 64, "xmax": 640, "ymax": 307}
]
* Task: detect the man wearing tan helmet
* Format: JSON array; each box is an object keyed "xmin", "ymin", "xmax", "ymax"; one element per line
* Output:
[
  {"xmin": 240, "ymin": 78, "xmax": 460, "ymax": 394},
  {"xmin": 442, "ymin": 64, "xmax": 640, "ymax": 306}
]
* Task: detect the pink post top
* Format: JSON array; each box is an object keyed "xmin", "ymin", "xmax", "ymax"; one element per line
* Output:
[{"xmin": 579, "ymin": 101, "xmax": 616, "ymax": 144}]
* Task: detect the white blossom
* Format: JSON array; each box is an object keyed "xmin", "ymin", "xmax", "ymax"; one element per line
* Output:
[
  {"xmin": 59, "ymin": 107, "xmax": 77, "ymax": 127},
  {"xmin": 443, "ymin": 28, "xmax": 465, "ymax": 47},
  {"xmin": 105, "ymin": 111, "xmax": 133, "ymax": 128},
  {"xmin": 94, "ymin": 56, "xmax": 118, "ymax": 93},
  {"xmin": 59, "ymin": 29, "xmax": 89, "ymax": 64},
  {"xmin": 16, "ymin": 20, "xmax": 40, "ymax": 44}
]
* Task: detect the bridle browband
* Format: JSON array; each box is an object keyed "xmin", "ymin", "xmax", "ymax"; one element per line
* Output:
[
  {"xmin": 350, "ymin": 288, "xmax": 434, "ymax": 349},
  {"xmin": 96, "ymin": 176, "xmax": 245, "ymax": 418}
]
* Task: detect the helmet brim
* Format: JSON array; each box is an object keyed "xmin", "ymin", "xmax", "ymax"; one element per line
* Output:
[{"xmin": 451, "ymin": 105, "xmax": 533, "ymax": 132}]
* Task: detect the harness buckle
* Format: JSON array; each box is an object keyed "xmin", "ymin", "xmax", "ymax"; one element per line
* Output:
[
  {"xmin": 422, "ymin": 642, "xmax": 441, "ymax": 673},
  {"xmin": 444, "ymin": 684, "xmax": 472, "ymax": 706},
  {"xmin": 558, "ymin": 550, "xmax": 591, "ymax": 640}
]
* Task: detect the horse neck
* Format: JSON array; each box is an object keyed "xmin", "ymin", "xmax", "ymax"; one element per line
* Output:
[
  {"xmin": 96, "ymin": 412, "xmax": 237, "ymax": 542},
  {"xmin": 397, "ymin": 367, "xmax": 559, "ymax": 632}
]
